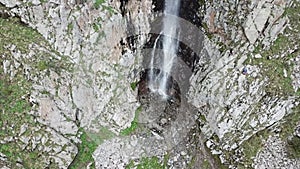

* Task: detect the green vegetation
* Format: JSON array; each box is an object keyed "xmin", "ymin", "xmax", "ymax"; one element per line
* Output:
[
  {"xmin": 246, "ymin": 52, "xmax": 294, "ymax": 96},
  {"xmin": 201, "ymin": 159, "xmax": 210, "ymax": 169},
  {"xmin": 287, "ymin": 135, "xmax": 300, "ymax": 158},
  {"xmin": 126, "ymin": 156, "xmax": 168, "ymax": 169},
  {"xmin": 69, "ymin": 128, "xmax": 98, "ymax": 169},
  {"xmin": 0, "ymin": 15, "xmax": 46, "ymax": 168},
  {"xmin": 92, "ymin": 22, "xmax": 101, "ymax": 32},
  {"xmin": 91, "ymin": 1, "xmax": 115, "ymax": 33},
  {"xmin": 245, "ymin": 2, "xmax": 300, "ymax": 97},
  {"xmin": 0, "ymin": 54, "xmax": 56, "ymax": 168},
  {"xmin": 0, "ymin": 17, "xmax": 72, "ymax": 73},
  {"xmin": 69, "ymin": 127, "xmax": 115, "ymax": 168},
  {"xmin": 94, "ymin": 0, "xmax": 105, "ymax": 9},
  {"xmin": 280, "ymin": 106, "xmax": 300, "ymax": 139},
  {"xmin": 281, "ymin": 105, "xmax": 300, "ymax": 158},
  {"xmin": 0, "ymin": 15, "xmax": 72, "ymax": 168},
  {"xmin": 237, "ymin": 2, "xmax": 300, "ymax": 166},
  {"xmin": 240, "ymin": 129, "xmax": 270, "ymax": 168},
  {"xmin": 94, "ymin": 0, "xmax": 115, "ymax": 14},
  {"xmin": 92, "ymin": 17, "xmax": 103, "ymax": 32},
  {"xmin": 238, "ymin": 106, "xmax": 300, "ymax": 166},
  {"xmin": 87, "ymin": 127, "xmax": 115, "ymax": 145},
  {"xmin": 120, "ymin": 106, "xmax": 142, "ymax": 135},
  {"xmin": 37, "ymin": 60, "xmax": 49, "ymax": 71},
  {"xmin": 130, "ymin": 81, "xmax": 138, "ymax": 91},
  {"xmin": 0, "ymin": 17, "xmax": 47, "ymax": 53},
  {"xmin": 67, "ymin": 22, "xmax": 74, "ymax": 35}
]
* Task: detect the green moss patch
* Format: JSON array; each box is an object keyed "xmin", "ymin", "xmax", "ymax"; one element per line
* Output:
[
  {"xmin": 120, "ymin": 106, "xmax": 142, "ymax": 136},
  {"xmin": 245, "ymin": 2, "xmax": 300, "ymax": 97},
  {"xmin": 281, "ymin": 105, "xmax": 300, "ymax": 158},
  {"xmin": 0, "ymin": 15, "xmax": 73, "ymax": 168},
  {"xmin": 240, "ymin": 129, "xmax": 270, "ymax": 168},
  {"xmin": 130, "ymin": 81, "xmax": 138, "ymax": 91},
  {"xmin": 126, "ymin": 156, "xmax": 168, "ymax": 169},
  {"xmin": 69, "ymin": 128, "xmax": 98, "ymax": 169}
]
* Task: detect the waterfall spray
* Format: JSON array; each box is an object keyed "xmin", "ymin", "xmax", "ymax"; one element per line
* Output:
[
  {"xmin": 149, "ymin": 34, "xmax": 161, "ymax": 91},
  {"xmin": 148, "ymin": 0, "xmax": 181, "ymax": 99}
]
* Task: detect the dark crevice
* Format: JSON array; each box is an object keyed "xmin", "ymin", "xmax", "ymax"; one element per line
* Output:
[
  {"xmin": 119, "ymin": 0, "xmax": 129, "ymax": 17},
  {"xmin": 152, "ymin": 0, "xmax": 164, "ymax": 12}
]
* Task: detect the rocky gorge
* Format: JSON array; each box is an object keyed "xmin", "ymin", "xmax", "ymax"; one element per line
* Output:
[{"xmin": 0, "ymin": 0, "xmax": 300, "ymax": 169}]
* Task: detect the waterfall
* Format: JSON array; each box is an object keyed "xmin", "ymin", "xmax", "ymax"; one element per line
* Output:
[
  {"xmin": 149, "ymin": 34, "xmax": 161, "ymax": 92},
  {"xmin": 148, "ymin": 0, "xmax": 181, "ymax": 99}
]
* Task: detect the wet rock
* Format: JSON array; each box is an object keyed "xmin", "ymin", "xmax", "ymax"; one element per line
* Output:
[{"xmin": 138, "ymin": 69, "xmax": 181, "ymax": 106}]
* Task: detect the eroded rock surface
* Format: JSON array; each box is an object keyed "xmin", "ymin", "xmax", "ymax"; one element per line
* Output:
[{"xmin": 0, "ymin": 0, "xmax": 300, "ymax": 168}]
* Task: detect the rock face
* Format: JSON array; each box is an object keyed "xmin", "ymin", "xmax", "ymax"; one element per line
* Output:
[
  {"xmin": 0, "ymin": 0, "xmax": 142, "ymax": 168},
  {"xmin": 0, "ymin": 0, "xmax": 300, "ymax": 168},
  {"xmin": 188, "ymin": 0, "xmax": 300, "ymax": 168},
  {"xmin": 1, "ymin": 0, "xmax": 143, "ymax": 132}
]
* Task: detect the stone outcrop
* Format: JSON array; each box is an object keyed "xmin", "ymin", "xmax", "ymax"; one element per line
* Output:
[{"xmin": 0, "ymin": 0, "xmax": 299, "ymax": 168}]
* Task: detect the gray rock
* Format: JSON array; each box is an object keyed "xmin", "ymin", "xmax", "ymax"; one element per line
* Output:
[
  {"xmin": 253, "ymin": 6, "xmax": 271, "ymax": 33},
  {"xmin": 292, "ymin": 55, "xmax": 300, "ymax": 92},
  {"xmin": 253, "ymin": 136, "xmax": 300, "ymax": 169},
  {"xmin": 295, "ymin": 125, "xmax": 300, "ymax": 138},
  {"xmin": 0, "ymin": 0, "xmax": 21, "ymax": 8},
  {"xmin": 244, "ymin": 17, "xmax": 259, "ymax": 44}
]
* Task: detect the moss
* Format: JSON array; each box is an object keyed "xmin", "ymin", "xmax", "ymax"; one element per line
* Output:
[
  {"xmin": 136, "ymin": 157, "xmax": 165, "ymax": 169},
  {"xmin": 67, "ymin": 23, "xmax": 74, "ymax": 35},
  {"xmin": 0, "ymin": 15, "xmax": 73, "ymax": 168},
  {"xmin": 202, "ymin": 159, "xmax": 210, "ymax": 169},
  {"xmin": 0, "ymin": 138, "xmax": 48, "ymax": 168},
  {"xmin": 102, "ymin": 5, "xmax": 116, "ymax": 15},
  {"xmin": 130, "ymin": 81, "xmax": 138, "ymax": 91},
  {"xmin": 0, "ymin": 71, "xmax": 55, "ymax": 168},
  {"xmin": 92, "ymin": 22, "xmax": 100, "ymax": 32},
  {"xmin": 87, "ymin": 127, "xmax": 115, "ymax": 145},
  {"xmin": 69, "ymin": 128, "xmax": 98, "ymax": 169},
  {"xmin": 281, "ymin": 105, "xmax": 300, "ymax": 158},
  {"xmin": 94, "ymin": 0, "xmax": 105, "ymax": 9},
  {"xmin": 245, "ymin": 2, "xmax": 300, "ymax": 97},
  {"xmin": 0, "ymin": 17, "xmax": 72, "ymax": 73},
  {"xmin": 120, "ymin": 106, "xmax": 142, "ymax": 136},
  {"xmin": 125, "ymin": 160, "xmax": 135, "ymax": 169},
  {"xmin": 240, "ymin": 129, "xmax": 270, "ymax": 167},
  {"xmin": 126, "ymin": 156, "xmax": 168, "ymax": 169},
  {"xmin": 37, "ymin": 60, "xmax": 49, "ymax": 71},
  {"xmin": 0, "ymin": 17, "xmax": 47, "ymax": 53},
  {"xmin": 0, "ymin": 70, "xmax": 33, "ymax": 138},
  {"xmin": 250, "ymin": 56, "xmax": 294, "ymax": 96},
  {"xmin": 287, "ymin": 135, "xmax": 300, "ymax": 158},
  {"xmin": 280, "ymin": 106, "xmax": 300, "ymax": 139}
]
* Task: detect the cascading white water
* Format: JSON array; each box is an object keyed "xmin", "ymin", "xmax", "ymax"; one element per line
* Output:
[
  {"xmin": 149, "ymin": 0, "xmax": 181, "ymax": 98},
  {"xmin": 149, "ymin": 34, "xmax": 161, "ymax": 92}
]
